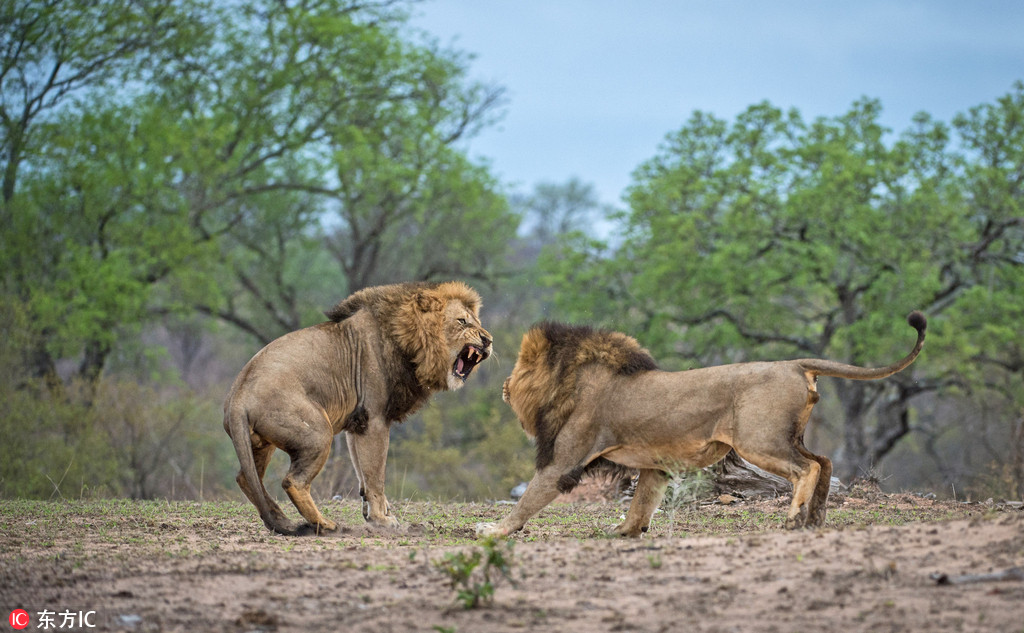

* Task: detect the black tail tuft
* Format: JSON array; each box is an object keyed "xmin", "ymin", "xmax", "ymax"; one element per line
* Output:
[{"xmin": 907, "ymin": 310, "xmax": 927, "ymax": 334}]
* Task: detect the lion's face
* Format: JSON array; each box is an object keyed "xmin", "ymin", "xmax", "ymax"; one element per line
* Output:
[
  {"xmin": 500, "ymin": 330, "xmax": 550, "ymax": 436},
  {"xmin": 502, "ymin": 362, "xmax": 538, "ymax": 434},
  {"xmin": 442, "ymin": 299, "xmax": 492, "ymax": 390}
]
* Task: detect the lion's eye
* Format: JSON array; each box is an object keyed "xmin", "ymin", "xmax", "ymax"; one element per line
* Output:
[{"xmin": 457, "ymin": 318, "xmax": 468, "ymax": 326}]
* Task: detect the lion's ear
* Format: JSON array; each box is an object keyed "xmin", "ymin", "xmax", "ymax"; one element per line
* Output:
[{"xmin": 415, "ymin": 291, "xmax": 444, "ymax": 313}]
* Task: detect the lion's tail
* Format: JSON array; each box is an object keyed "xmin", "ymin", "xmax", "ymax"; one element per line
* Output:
[
  {"xmin": 798, "ymin": 311, "xmax": 927, "ymax": 380},
  {"xmin": 225, "ymin": 405, "xmax": 305, "ymax": 536}
]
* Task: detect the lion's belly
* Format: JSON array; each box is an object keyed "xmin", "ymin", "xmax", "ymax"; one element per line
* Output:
[
  {"xmin": 601, "ymin": 441, "xmax": 731, "ymax": 471},
  {"xmin": 592, "ymin": 368, "xmax": 764, "ymax": 471}
]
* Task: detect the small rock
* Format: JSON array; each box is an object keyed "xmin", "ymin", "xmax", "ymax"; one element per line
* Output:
[{"xmin": 117, "ymin": 615, "xmax": 142, "ymax": 627}]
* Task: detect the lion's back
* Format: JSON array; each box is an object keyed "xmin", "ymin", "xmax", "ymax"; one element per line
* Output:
[{"xmin": 225, "ymin": 322, "xmax": 364, "ymax": 412}]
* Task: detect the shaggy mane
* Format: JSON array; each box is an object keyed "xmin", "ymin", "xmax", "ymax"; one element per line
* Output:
[
  {"xmin": 512, "ymin": 321, "xmax": 657, "ymax": 469},
  {"xmin": 323, "ymin": 281, "xmax": 483, "ymax": 414},
  {"xmin": 535, "ymin": 321, "xmax": 658, "ymax": 378},
  {"xmin": 324, "ymin": 281, "xmax": 481, "ymax": 323}
]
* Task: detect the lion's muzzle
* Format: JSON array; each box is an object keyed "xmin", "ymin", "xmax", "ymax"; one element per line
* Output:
[{"xmin": 453, "ymin": 342, "xmax": 490, "ymax": 381}]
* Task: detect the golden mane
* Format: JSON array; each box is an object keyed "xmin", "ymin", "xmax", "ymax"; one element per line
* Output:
[{"xmin": 325, "ymin": 281, "xmax": 483, "ymax": 391}]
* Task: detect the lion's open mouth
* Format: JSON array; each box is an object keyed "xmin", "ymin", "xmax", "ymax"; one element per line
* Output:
[{"xmin": 453, "ymin": 344, "xmax": 489, "ymax": 381}]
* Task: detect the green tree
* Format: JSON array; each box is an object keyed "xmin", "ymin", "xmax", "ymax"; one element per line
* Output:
[
  {"xmin": 0, "ymin": 0, "xmax": 210, "ymax": 389},
  {"xmin": 180, "ymin": 0, "xmax": 516, "ymax": 342},
  {"xmin": 515, "ymin": 177, "xmax": 602, "ymax": 246},
  {"xmin": 0, "ymin": 0, "xmax": 203, "ymax": 205}
]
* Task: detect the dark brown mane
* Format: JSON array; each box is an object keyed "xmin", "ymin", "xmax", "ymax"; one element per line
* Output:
[
  {"xmin": 528, "ymin": 322, "xmax": 657, "ymax": 469},
  {"xmin": 535, "ymin": 321, "xmax": 658, "ymax": 379}
]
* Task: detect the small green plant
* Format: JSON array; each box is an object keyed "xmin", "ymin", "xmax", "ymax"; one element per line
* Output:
[
  {"xmin": 662, "ymin": 468, "xmax": 715, "ymax": 509},
  {"xmin": 661, "ymin": 467, "xmax": 715, "ymax": 535},
  {"xmin": 434, "ymin": 536, "xmax": 517, "ymax": 609}
]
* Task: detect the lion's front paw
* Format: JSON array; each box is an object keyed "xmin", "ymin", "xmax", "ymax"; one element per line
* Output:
[
  {"xmin": 608, "ymin": 522, "xmax": 645, "ymax": 538},
  {"xmin": 475, "ymin": 522, "xmax": 510, "ymax": 538},
  {"xmin": 316, "ymin": 518, "xmax": 339, "ymax": 532},
  {"xmin": 367, "ymin": 514, "xmax": 399, "ymax": 529}
]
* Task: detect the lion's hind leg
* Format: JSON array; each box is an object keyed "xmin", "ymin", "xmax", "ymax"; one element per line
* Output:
[
  {"xmin": 245, "ymin": 443, "xmax": 294, "ymax": 525},
  {"xmin": 278, "ymin": 421, "xmax": 338, "ymax": 534},
  {"xmin": 610, "ymin": 469, "xmax": 669, "ymax": 538},
  {"xmin": 802, "ymin": 449, "xmax": 832, "ymax": 527},
  {"xmin": 734, "ymin": 445, "xmax": 820, "ymax": 530},
  {"xmin": 235, "ymin": 440, "xmax": 305, "ymax": 534},
  {"xmin": 281, "ymin": 451, "xmax": 337, "ymax": 534}
]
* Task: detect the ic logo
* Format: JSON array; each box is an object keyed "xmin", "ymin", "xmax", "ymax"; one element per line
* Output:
[{"xmin": 8, "ymin": 610, "xmax": 30, "ymax": 630}]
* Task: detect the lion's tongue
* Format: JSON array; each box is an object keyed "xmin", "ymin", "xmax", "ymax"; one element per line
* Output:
[{"xmin": 456, "ymin": 358, "xmax": 465, "ymax": 375}]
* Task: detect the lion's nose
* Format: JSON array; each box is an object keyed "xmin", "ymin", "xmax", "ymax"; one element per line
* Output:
[{"xmin": 481, "ymin": 334, "xmax": 492, "ymax": 349}]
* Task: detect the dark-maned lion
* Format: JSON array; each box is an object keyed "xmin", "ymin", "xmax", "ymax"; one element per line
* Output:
[
  {"xmin": 225, "ymin": 281, "xmax": 492, "ymax": 536},
  {"xmin": 479, "ymin": 312, "xmax": 926, "ymax": 537}
]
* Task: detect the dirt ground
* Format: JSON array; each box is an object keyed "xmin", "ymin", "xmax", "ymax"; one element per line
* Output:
[{"xmin": 1, "ymin": 489, "xmax": 1022, "ymax": 633}]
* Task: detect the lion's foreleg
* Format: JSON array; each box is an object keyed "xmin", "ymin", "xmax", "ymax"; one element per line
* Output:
[
  {"xmin": 345, "ymin": 433, "xmax": 368, "ymax": 519},
  {"xmin": 479, "ymin": 411, "xmax": 600, "ymax": 538},
  {"xmin": 347, "ymin": 417, "xmax": 398, "ymax": 528},
  {"xmin": 610, "ymin": 469, "xmax": 669, "ymax": 538},
  {"xmin": 477, "ymin": 469, "xmax": 562, "ymax": 537}
]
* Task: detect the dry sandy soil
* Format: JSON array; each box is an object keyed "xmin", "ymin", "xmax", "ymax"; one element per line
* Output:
[{"xmin": 1, "ymin": 486, "xmax": 1022, "ymax": 633}]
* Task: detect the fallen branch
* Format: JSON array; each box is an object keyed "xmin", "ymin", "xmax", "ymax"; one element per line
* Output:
[{"xmin": 930, "ymin": 567, "xmax": 1024, "ymax": 585}]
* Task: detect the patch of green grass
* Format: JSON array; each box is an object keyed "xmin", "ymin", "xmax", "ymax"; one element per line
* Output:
[{"xmin": 0, "ymin": 494, "xmax": 996, "ymax": 562}]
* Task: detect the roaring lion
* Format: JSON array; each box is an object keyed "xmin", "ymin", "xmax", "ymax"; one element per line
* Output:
[
  {"xmin": 224, "ymin": 281, "xmax": 492, "ymax": 535},
  {"xmin": 478, "ymin": 312, "xmax": 926, "ymax": 537}
]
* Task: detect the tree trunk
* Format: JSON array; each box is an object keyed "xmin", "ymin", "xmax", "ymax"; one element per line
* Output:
[
  {"xmin": 28, "ymin": 341, "xmax": 64, "ymax": 398},
  {"xmin": 1012, "ymin": 412, "xmax": 1024, "ymax": 500},
  {"xmin": 709, "ymin": 450, "xmax": 791, "ymax": 498},
  {"xmin": 835, "ymin": 380, "xmax": 870, "ymax": 482},
  {"xmin": 76, "ymin": 338, "xmax": 111, "ymax": 406}
]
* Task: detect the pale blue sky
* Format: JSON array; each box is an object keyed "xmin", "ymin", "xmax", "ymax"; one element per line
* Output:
[{"xmin": 410, "ymin": 1, "xmax": 1024, "ymax": 209}]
